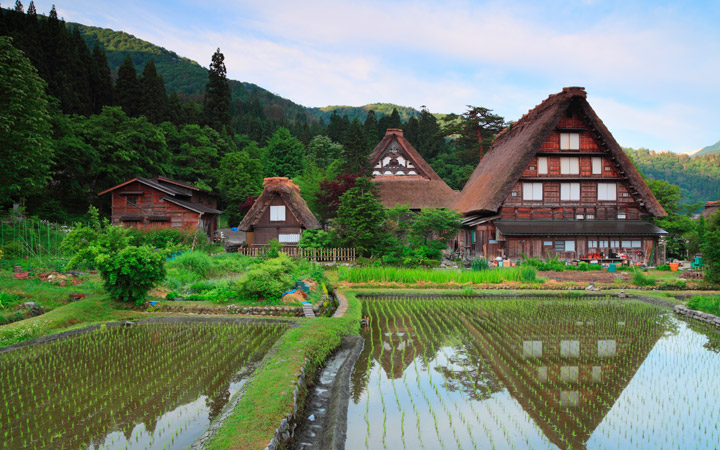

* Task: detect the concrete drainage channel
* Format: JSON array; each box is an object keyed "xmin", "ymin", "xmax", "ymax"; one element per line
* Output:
[{"xmin": 291, "ymin": 335, "xmax": 364, "ymax": 450}]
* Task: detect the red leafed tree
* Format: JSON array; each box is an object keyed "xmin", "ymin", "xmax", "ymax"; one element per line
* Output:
[{"xmin": 316, "ymin": 173, "xmax": 363, "ymax": 224}]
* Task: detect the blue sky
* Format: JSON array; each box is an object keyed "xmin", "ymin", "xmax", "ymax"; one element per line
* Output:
[{"xmin": 46, "ymin": 0, "xmax": 720, "ymax": 153}]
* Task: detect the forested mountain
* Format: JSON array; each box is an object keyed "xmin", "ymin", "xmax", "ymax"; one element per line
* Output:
[
  {"xmin": 2, "ymin": 3, "xmax": 716, "ymax": 225},
  {"xmin": 624, "ymin": 148, "xmax": 720, "ymax": 208},
  {"xmin": 693, "ymin": 139, "xmax": 720, "ymax": 158},
  {"xmin": 310, "ymin": 103, "xmax": 421, "ymax": 123}
]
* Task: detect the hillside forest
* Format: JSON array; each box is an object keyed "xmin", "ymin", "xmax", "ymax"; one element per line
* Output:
[{"xmin": 1, "ymin": 3, "xmax": 718, "ymax": 229}]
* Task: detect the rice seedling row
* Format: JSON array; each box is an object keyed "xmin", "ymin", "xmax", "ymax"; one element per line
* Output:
[
  {"xmin": 0, "ymin": 321, "xmax": 287, "ymax": 449},
  {"xmin": 347, "ymin": 295, "xmax": 720, "ymax": 449}
]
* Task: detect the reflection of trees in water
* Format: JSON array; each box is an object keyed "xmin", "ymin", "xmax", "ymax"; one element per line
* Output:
[
  {"xmin": 682, "ymin": 317, "xmax": 720, "ymax": 353},
  {"xmin": 207, "ymin": 388, "xmax": 231, "ymax": 422},
  {"xmin": 433, "ymin": 342, "xmax": 503, "ymax": 402}
]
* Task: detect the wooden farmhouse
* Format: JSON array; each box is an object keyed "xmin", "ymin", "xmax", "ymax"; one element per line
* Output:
[
  {"xmin": 370, "ymin": 128, "xmax": 459, "ymax": 210},
  {"xmin": 702, "ymin": 201, "xmax": 719, "ymax": 219},
  {"xmin": 238, "ymin": 177, "xmax": 321, "ymax": 246},
  {"xmin": 454, "ymin": 87, "xmax": 667, "ymax": 265},
  {"xmin": 98, "ymin": 176, "xmax": 222, "ymax": 237}
]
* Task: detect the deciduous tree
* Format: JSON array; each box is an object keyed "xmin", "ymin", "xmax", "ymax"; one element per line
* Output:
[{"xmin": 0, "ymin": 36, "xmax": 53, "ymax": 205}]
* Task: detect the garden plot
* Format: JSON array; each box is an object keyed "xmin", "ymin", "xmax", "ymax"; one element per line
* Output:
[
  {"xmin": 347, "ymin": 296, "xmax": 720, "ymax": 449},
  {"xmin": 0, "ymin": 320, "xmax": 288, "ymax": 450}
]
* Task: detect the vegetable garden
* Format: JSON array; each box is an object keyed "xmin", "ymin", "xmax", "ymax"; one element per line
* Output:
[
  {"xmin": 0, "ymin": 320, "xmax": 288, "ymax": 450},
  {"xmin": 347, "ymin": 295, "xmax": 720, "ymax": 449}
]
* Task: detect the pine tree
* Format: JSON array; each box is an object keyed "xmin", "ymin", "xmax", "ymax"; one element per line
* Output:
[
  {"xmin": 341, "ymin": 118, "xmax": 370, "ymax": 175},
  {"xmin": 203, "ymin": 48, "xmax": 231, "ymax": 131},
  {"xmin": 140, "ymin": 59, "xmax": 168, "ymax": 123},
  {"xmin": 115, "ymin": 54, "xmax": 141, "ymax": 117},
  {"xmin": 14, "ymin": 1, "xmax": 24, "ymax": 13},
  {"xmin": 26, "ymin": 1, "xmax": 36, "ymax": 16}
]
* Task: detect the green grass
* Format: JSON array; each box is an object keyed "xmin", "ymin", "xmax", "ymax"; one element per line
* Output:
[
  {"xmin": 337, "ymin": 266, "xmax": 537, "ymax": 284},
  {"xmin": 0, "ymin": 296, "xmax": 143, "ymax": 347},
  {"xmin": 205, "ymin": 291, "xmax": 362, "ymax": 450},
  {"xmin": 687, "ymin": 296, "xmax": 720, "ymax": 316}
]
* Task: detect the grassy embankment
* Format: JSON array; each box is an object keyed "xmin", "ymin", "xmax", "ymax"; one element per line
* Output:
[{"xmin": 205, "ymin": 291, "xmax": 362, "ymax": 450}]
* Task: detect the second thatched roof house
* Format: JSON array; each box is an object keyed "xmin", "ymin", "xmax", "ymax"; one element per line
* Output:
[
  {"xmin": 238, "ymin": 177, "xmax": 321, "ymax": 246},
  {"xmin": 369, "ymin": 128, "xmax": 459, "ymax": 210}
]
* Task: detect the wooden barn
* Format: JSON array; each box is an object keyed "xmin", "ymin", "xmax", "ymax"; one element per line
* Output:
[
  {"xmin": 238, "ymin": 177, "xmax": 321, "ymax": 246},
  {"xmin": 454, "ymin": 87, "xmax": 667, "ymax": 266},
  {"xmin": 98, "ymin": 176, "xmax": 222, "ymax": 237},
  {"xmin": 370, "ymin": 128, "xmax": 459, "ymax": 210}
]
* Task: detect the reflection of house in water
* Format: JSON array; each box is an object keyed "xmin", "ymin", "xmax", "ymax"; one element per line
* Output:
[{"xmin": 460, "ymin": 302, "xmax": 667, "ymax": 450}]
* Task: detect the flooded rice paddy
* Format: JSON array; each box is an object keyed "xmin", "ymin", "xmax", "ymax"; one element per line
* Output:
[
  {"xmin": 347, "ymin": 296, "xmax": 720, "ymax": 449},
  {"xmin": 0, "ymin": 320, "xmax": 287, "ymax": 450}
]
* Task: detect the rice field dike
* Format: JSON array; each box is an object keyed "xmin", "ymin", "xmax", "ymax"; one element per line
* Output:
[{"xmin": 346, "ymin": 295, "xmax": 720, "ymax": 450}]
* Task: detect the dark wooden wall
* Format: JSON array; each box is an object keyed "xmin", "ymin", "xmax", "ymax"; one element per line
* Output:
[{"xmin": 250, "ymin": 194, "xmax": 304, "ymax": 246}]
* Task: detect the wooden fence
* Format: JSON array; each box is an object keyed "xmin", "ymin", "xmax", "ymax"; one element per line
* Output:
[{"xmin": 236, "ymin": 247, "xmax": 356, "ymax": 262}]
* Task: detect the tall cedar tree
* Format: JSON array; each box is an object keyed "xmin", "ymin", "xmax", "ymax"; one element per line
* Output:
[
  {"xmin": 264, "ymin": 127, "xmax": 305, "ymax": 178},
  {"xmin": 140, "ymin": 59, "xmax": 168, "ymax": 123},
  {"xmin": 377, "ymin": 108, "xmax": 401, "ymax": 138},
  {"xmin": 0, "ymin": 36, "xmax": 53, "ymax": 204},
  {"xmin": 334, "ymin": 177, "xmax": 386, "ymax": 256},
  {"xmin": 115, "ymin": 54, "xmax": 141, "ymax": 117},
  {"xmin": 341, "ymin": 118, "xmax": 370, "ymax": 174},
  {"xmin": 91, "ymin": 43, "xmax": 113, "ymax": 110},
  {"xmin": 364, "ymin": 110, "xmax": 379, "ymax": 149},
  {"xmin": 203, "ymin": 48, "xmax": 231, "ymax": 131}
]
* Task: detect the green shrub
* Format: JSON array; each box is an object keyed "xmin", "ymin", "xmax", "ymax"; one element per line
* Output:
[
  {"xmin": 656, "ymin": 264, "xmax": 671, "ymax": 271},
  {"xmin": 170, "ymin": 251, "xmax": 212, "ymax": 278},
  {"xmin": 632, "ymin": 269, "xmax": 656, "ymax": 286},
  {"xmin": 265, "ymin": 239, "xmax": 283, "ymax": 259},
  {"xmin": 237, "ymin": 254, "xmax": 296, "ymax": 303},
  {"xmin": 297, "ymin": 229, "xmax": 335, "ymax": 249},
  {"xmin": 188, "ymin": 280, "xmax": 216, "ymax": 293},
  {"xmin": 1, "ymin": 241, "xmax": 24, "ymax": 259},
  {"xmin": 687, "ymin": 296, "xmax": 720, "ymax": 316},
  {"xmin": 471, "ymin": 257, "xmax": 489, "ymax": 271},
  {"xmin": 165, "ymin": 290, "xmax": 180, "ymax": 300},
  {"xmin": 95, "ymin": 245, "xmax": 166, "ymax": 304}
]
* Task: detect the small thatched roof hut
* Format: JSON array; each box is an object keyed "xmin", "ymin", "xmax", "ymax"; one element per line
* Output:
[{"xmin": 238, "ymin": 177, "xmax": 320, "ymax": 246}]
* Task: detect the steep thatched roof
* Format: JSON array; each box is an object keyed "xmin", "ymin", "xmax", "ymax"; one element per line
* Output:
[
  {"xmin": 238, "ymin": 177, "xmax": 320, "ymax": 231},
  {"xmin": 454, "ymin": 87, "xmax": 666, "ymax": 217},
  {"xmin": 373, "ymin": 176, "xmax": 460, "ymax": 210},
  {"xmin": 702, "ymin": 201, "xmax": 719, "ymax": 218},
  {"xmin": 370, "ymin": 129, "xmax": 459, "ymax": 209}
]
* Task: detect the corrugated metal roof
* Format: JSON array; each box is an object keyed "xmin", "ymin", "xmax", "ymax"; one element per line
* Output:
[{"xmin": 494, "ymin": 220, "xmax": 666, "ymax": 236}]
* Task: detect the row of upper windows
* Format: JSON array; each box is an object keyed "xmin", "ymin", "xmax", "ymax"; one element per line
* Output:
[
  {"xmin": 534, "ymin": 156, "xmax": 607, "ymax": 175},
  {"xmin": 522, "ymin": 182, "xmax": 618, "ymax": 201},
  {"xmin": 544, "ymin": 240, "xmax": 642, "ymax": 251}
]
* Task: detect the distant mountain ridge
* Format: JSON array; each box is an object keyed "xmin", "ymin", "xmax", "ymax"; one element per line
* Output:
[
  {"xmin": 693, "ymin": 139, "xmax": 720, "ymax": 157},
  {"xmin": 73, "ymin": 24, "xmax": 418, "ymax": 124}
]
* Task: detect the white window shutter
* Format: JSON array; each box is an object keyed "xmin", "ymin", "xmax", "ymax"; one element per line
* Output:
[
  {"xmin": 592, "ymin": 157, "xmax": 602, "ymax": 174},
  {"xmin": 534, "ymin": 183, "xmax": 543, "ymax": 200},
  {"xmin": 538, "ymin": 157, "xmax": 548, "ymax": 174}
]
